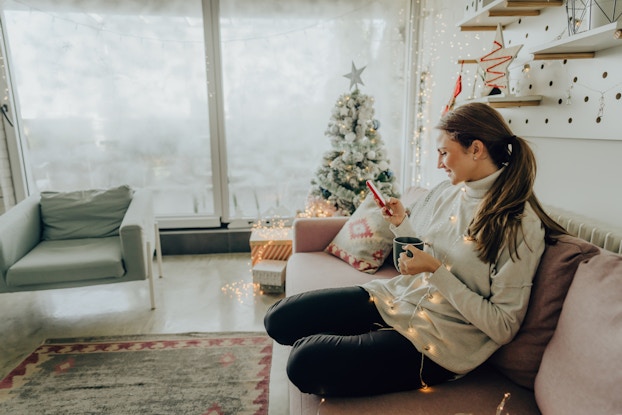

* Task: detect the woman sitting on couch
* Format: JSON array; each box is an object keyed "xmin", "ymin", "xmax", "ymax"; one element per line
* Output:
[{"xmin": 264, "ymin": 102, "xmax": 566, "ymax": 397}]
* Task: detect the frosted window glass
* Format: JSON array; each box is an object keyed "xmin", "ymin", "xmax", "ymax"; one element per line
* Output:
[
  {"xmin": 219, "ymin": 0, "xmax": 411, "ymax": 219},
  {"xmin": 3, "ymin": 0, "xmax": 213, "ymax": 216},
  {"xmin": 3, "ymin": 0, "xmax": 412, "ymax": 224}
]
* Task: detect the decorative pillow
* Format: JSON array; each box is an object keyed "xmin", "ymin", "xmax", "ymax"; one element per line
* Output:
[
  {"xmin": 41, "ymin": 185, "xmax": 134, "ymax": 241},
  {"xmin": 534, "ymin": 251, "xmax": 622, "ymax": 414},
  {"xmin": 325, "ymin": 194, "xmax": 393, "ymax": 274},
  {"xmin": 489, "ymin": 234, "xmax": 600, "ymax": 389}
]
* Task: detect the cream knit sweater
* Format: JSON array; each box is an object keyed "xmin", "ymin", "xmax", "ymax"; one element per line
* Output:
[{"xmin": 362, "ymin": 170, "xmax": 545, "ymax": 374}]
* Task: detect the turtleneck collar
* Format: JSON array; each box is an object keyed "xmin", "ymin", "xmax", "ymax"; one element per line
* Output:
[{"xmin": 463, "ymin": 168, "xmax": 503, "ymax": 199}]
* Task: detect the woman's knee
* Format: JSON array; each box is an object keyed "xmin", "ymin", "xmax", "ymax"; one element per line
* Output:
[
  {"xmin": 286, "ymin": 335, "xmax": 336, "ymax": 395},
  {"xmin": 263, "ymin": 298, "xmax": 291, "ymax": 345}
]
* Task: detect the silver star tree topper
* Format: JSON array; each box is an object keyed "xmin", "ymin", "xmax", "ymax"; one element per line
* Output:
[{"xmin": 343, "ymin": 62, "xmax": 366, "ymax": 90}]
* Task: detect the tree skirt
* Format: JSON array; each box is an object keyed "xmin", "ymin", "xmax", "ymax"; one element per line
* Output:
[{"xmin": 0, "ymin": 332, "xmax": 272, "ymax": 415}]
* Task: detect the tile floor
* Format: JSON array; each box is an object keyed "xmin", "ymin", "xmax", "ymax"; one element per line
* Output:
[{"xmin": 0, "ymin": 253, "xmax": 289, "ymax": 415}]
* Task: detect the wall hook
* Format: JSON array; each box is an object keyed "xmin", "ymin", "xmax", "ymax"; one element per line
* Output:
[{"xmin": 1, "ymin": 104, "xmax": 13, "ymax": 127}]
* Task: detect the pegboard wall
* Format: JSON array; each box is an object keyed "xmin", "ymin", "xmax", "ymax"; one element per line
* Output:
[
  {"xmin": 412, "ymin": 1, "xmax": 622, "ymax": 227},
  {"xmin": 501, "ymin": 14, "xmax": 621, "ymax": 140},
  {"xmin": 416, "ymin": 1, "xmax": 622, "ymax": 141}
]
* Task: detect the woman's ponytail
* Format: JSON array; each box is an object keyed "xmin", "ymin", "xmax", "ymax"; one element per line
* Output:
[{"xmin": 437, "ymin": 103, "xmax": 566, "ymax": 264}]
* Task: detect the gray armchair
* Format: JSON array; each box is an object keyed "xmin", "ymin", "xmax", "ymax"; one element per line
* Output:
[{"xmin": 0, "ymin": 187, "xmax": 162, "ymax": 310}]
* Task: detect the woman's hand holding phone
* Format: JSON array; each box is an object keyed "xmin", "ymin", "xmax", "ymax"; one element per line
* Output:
[
  {"xmin": 366, "ymin": 180, "xmax": 407, "ymax": 226},
  {"xmin": 366, "ymin": 180, "xmax": 389, "ymax": 212},
  {"xmin": 383, "ymin": 198, "xmax": 407, "ymax": 227}
]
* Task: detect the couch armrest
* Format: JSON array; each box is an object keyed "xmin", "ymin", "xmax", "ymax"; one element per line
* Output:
[
  {"xmin": 292, "ymin": 217, "xmax": 349, "ymax": 253},
  {"xmin": 119, "ymin": 189, "xmax": 155, "ymax": 280},
  {"xmin": 0, "ymin": 195, "xmax": 42, "ymax": 289}
]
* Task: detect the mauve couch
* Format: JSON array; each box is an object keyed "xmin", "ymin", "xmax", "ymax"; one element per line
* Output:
[{"xmin": 280, "ymin": 187, "xmax": 622, "ymax": 415}]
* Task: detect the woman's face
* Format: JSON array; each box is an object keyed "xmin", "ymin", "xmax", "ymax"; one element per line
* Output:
[{"xmin": 436, "ymin": 131, "xmax": 476, "ymax": 185}]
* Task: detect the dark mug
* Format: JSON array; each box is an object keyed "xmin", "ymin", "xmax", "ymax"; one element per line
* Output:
[{"xmin": 393, "ymin": 236, "xmax": 424, "ymax": 273}]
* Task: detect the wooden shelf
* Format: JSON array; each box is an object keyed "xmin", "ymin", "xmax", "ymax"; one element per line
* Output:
[
  {"xmin": 458, "ymin": 0, "xmax": 563, "ymax": 31},
  {"xmin": 460, "ymin": 94, "xmax": 542, "ymax": 108},
  {"xmin": 457, "ymin": 59, "xmax": 479, "ymax": 64},
  {"xmin": 530, "ymin": 21, "xmax": 622, "ymax": 60}
]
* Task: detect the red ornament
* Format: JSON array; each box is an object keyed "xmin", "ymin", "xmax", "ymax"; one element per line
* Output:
[{"xmin": 443, "ymin": 64, "xmax": 463, "ymax": 115}]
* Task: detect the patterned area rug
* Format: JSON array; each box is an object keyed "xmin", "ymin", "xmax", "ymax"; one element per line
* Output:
[{"xmin": 0, "ymin": 332, "xmax": 272, "ymax": 415}]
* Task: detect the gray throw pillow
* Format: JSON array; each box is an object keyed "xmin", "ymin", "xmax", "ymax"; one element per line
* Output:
[{"xmin": 41, "ymin": 185, "xmax": 134, "ymax": 240}]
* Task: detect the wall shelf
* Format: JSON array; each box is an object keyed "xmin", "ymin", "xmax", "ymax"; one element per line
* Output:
[
  {"xmin": 458, "ymin": 0, "xmax": 563, "ymax": 31},
  {"xmin": 461, "ymin": 94, "xmax": 542, "ymax": 108},
  {"xmin": 530, "ymin": 21, "xmax": 622, "ymax": 60}
]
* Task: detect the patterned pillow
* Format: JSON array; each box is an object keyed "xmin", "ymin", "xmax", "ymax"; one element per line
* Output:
[{"xmin": 325, "ymin": 195, "xmax": 393, "ymax": 274}]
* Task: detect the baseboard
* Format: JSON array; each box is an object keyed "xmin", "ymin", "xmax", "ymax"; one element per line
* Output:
[{"xmin": 159, "ymin": 228, "xmax": 252, "ymax": 255}]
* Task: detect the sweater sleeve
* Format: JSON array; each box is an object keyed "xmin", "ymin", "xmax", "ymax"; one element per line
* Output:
[
  {"xmin": 426, "ymin": 214, "xmax": 545, "ymax": 345},
  {"xmin": 390, "ymin": 217, "xmax": 416, "ymax": 238},
  {"xmin": 390, "ymin": 180, "xmax": 452, "ymax": 238}
]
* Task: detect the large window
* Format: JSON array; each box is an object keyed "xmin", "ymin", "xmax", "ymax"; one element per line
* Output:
[
  {"xmin": 1, "ymin": 0, "xmax": 414, "ymax": 228},
  {"xmin": 2, "ymin": 0, "xmax": 215, "ymax": 227}
]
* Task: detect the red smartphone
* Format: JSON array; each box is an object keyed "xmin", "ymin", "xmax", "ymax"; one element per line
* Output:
[{"xmin": 366, "ymin": 180, "xmax": 392, "ymax": 216}]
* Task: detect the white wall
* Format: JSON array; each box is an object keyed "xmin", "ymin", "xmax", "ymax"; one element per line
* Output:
[
  {"xmin": 531, "ymin": 136, "xmax": 621, "ymax": 226},
  {"xmin": 413, "ymin": 0, "xmax": 622, "ymax": 228}
]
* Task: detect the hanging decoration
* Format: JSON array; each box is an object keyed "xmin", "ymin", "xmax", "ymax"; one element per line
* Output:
[
  {"xmin": 566, "ymin": 0, "xmax": 589, "ymax": 34},
  {"xmin": 563, "ymin": 68, "xmax": 622, "ymax": 122},
  {"xmin": 566, "ymin": 0, "xmax": 621, "ymax": 34},
  {"xmin": 477, "ymin": 24, "xmax": 522, "ymax": 96},
  {"xmin": 442, "ymin": 63, "xmax": 463, "ymax": 115}
]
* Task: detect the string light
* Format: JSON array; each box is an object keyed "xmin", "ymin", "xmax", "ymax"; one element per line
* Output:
[
  {"xmin": 496, "ymin": 392, "xmax": 511, "ymax": 415},
  {"xmin": 299, "ymin": 196, "xmax": 337, "ymax": 218},
  {"xmin": 562, "ymin": 65, "xmax": 622, "ymax": 121},
  {"xmin": 250, "ymin": 217, "xmax": 292, "ymax": 267},
  {"xmin": 317, "ymin": 398, "xmax": 326, "ymax": 415},
  {"xmin": 251, "ymin": 216, "xmax": 289, "ymax": 240},
  {"xmin": 220, "ymin": 259, "xmax": 262, "ymax": 302},
  {"xmin": 221, "ymin": 280, "xmax": 261, "ymax": 303}
]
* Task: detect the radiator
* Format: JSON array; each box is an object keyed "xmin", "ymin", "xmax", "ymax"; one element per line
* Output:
[{"xmin": 546, "ymin": 206, "xmax": 622, "ymax": 254}]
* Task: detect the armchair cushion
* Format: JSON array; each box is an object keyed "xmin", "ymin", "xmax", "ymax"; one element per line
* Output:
[
  {"xmin": 41, "ymin": 185, "xmax": 133, "ymax": 241},
  {"xmin": 6, "ymin": 237, "xmax": 125, "ymax": 287}
]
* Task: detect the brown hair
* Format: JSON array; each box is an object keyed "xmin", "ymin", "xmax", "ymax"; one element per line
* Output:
[{"xmin": 436, "ymin": 102, "xmax": 566, "ymax": 264}]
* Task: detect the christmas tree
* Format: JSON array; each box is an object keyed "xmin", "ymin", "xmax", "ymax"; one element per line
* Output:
[{"xmin": 306, "ymin": 63, "xmax": 400, "ymax": 216}]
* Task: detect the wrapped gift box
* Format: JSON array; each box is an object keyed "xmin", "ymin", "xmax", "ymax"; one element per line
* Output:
[
  {"xmin": 252, "ymin": 259, "xmax": 287, "ymax": 293},
  {"xmin": 250, "ymin": 227, "xmax": 293, "ymax": 266}
]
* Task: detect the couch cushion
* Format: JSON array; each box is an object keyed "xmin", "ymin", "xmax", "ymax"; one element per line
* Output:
[
  {"xmin": 534, "ymin": 251, "xmax": 622, "ymax": 414},
  {"xmin": 489, "ymin": 234, "xmax": 600, "ymax": 389},
  {"xmin": 325, "ymin": 195, "xmax": 393, "ymax": 274},
  {"xmin": 290, "ymin": 364, "xmax": 539, "ymax": 415},
  {"xmin": 41, "ymin": 185, "xmax": 133, "ymax": 241},
  {"xmin": 286, "ymin": 252, "xmax": 398, "ymax": 296},
  {"xmin": 6, "ymin": 237, "xmax": 125, "ymax": 287}
]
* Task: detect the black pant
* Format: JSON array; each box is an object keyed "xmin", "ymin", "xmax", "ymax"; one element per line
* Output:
[{"xmin": 264, "ymin": 287, "xmax": 455, "ymax": 397}]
